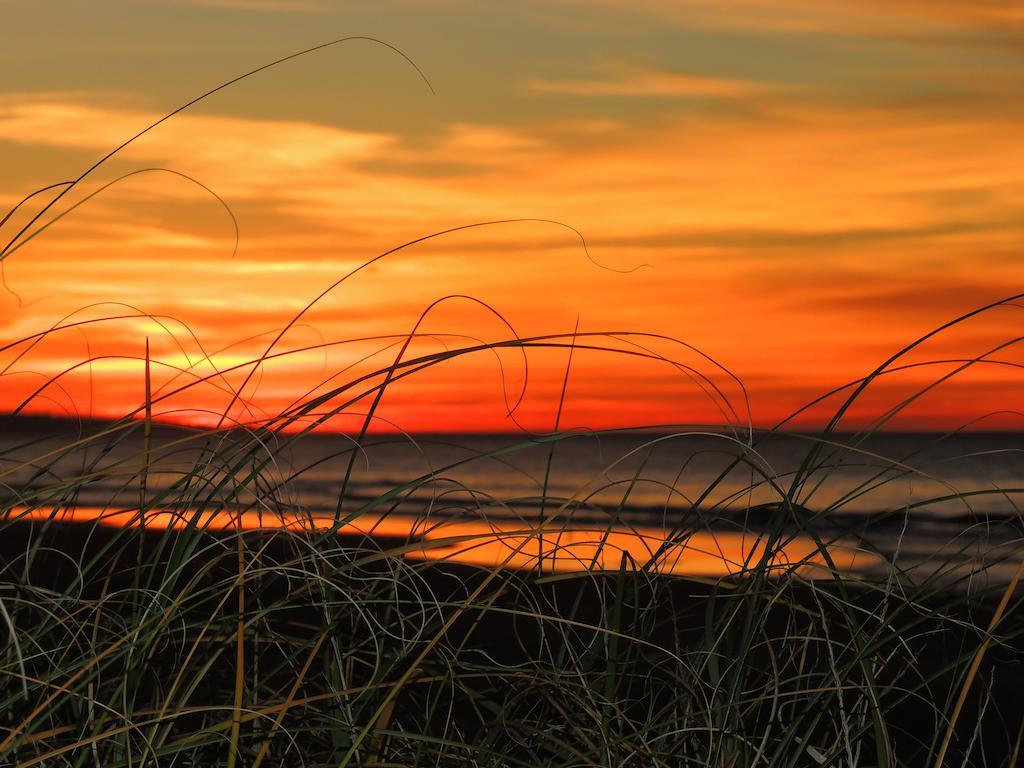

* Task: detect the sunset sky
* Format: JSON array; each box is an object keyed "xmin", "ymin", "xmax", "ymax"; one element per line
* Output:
[{"xmin": 1, "ymin": 0, "xmax": 1022, "ymax": 432}]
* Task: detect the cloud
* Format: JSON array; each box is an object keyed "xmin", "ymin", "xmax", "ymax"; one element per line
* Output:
[
  {"xmin": 1, "ymin": 93, "xmax": 1023, "ymax": 430},
  {"xmin": 544, "ymin": 0, "xmax": 1024, "ymax": 40},
  {"xmin": 526, "ymin": 63, "xmax": 771, "ymax": 99},
  {"xmin": 178, "ymin": 0, "xmax": 332, "ymax": 11},
  {"xmin": 0, "ymin": 99, "xmax": 394, "ymax": 198}
]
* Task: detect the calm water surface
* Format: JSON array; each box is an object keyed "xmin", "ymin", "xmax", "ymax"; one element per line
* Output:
[{"xmin": 3, "ymin": 424, "xmax": 1022, "ymax": 586}]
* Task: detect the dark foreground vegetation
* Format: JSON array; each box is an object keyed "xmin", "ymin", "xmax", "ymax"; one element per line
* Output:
[
  {"xmin": 1, "ymin": 510, "xmax": 1022, "ymax": 767},
  {"xmin": 2, "ymin": 38, "xmax": 1024, "ymax": 768}
]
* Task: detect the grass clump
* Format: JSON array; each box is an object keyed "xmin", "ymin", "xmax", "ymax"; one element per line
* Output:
[{"xmin": 1, "ymin": 39, "xmax": 1024, "ymax": 768}]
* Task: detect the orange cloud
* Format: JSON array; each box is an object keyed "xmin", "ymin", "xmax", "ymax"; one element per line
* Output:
[
  {"xmin": 178, "ymin": 0, "xmax": 333, "ymax": 11},
  {"xmin": 0, "ymin": 98, "xmax": 394, "ymax": 198},
  {"xmin": 526, "ymin": 63, "xmax": 771, "ymax": 99},
  {"xmin": 548, "ymin": 0, "xmax": 1024, "ymax": 39}
]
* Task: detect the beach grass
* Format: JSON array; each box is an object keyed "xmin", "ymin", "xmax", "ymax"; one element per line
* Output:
[
  {"xmin": 2, "ymin": 39, "xmax": 1024, "ymax": 767},
  {"xmin": 1, "ymin": 424, "xmax": 1023, "ymax": 766}
]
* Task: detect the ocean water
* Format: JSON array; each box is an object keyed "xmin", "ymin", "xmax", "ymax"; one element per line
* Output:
[{"xmin": 3, "ymin": 422, "xmax": 1023, "ymax": 586}]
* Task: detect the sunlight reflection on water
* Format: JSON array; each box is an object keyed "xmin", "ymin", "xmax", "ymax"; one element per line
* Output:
[{"xmin": 5, "ymin": 505, "xmax": 879, "ymax": 578}]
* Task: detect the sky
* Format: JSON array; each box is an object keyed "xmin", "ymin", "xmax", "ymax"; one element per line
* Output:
[{"xmin": 0, "ymin": 0, "xmax": 1022, "ymax": 432}]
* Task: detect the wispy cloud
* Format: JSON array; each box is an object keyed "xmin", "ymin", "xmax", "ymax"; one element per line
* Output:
[
  {"xmin": 0, "ymin": 98, "xmax": 394, "ymax": 198},
  {"xmin": 178, "ymin": 0, "xmax": 332, "ymax": 12},
  {"xmin": 526, "ymin": 63, "xmax": 771, "ymax": 99},
  {"xmin": 544, "ymin": 0, "xmax": 1024, "ymax": 40}
]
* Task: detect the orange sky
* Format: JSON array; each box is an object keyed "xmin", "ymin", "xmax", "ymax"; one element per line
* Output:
[{"xmin": 1, "ymin": 0, "xmax": 1022, "ymax": 432}]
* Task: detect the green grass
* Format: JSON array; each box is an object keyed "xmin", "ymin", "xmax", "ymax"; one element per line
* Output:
[{"xmin": 2, "ymin": 39, "xmax": 1024, "ymax": 767}]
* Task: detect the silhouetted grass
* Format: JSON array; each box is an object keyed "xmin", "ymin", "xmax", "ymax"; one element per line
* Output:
[{"xmin": 1, "ymin": 39, "xmax": 1023, "ymax": 767}]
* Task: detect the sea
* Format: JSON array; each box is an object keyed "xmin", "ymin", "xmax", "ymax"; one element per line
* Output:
[{"xmin": 2, "ymin": 419, "xmax": 1022, "ymax": 588}]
